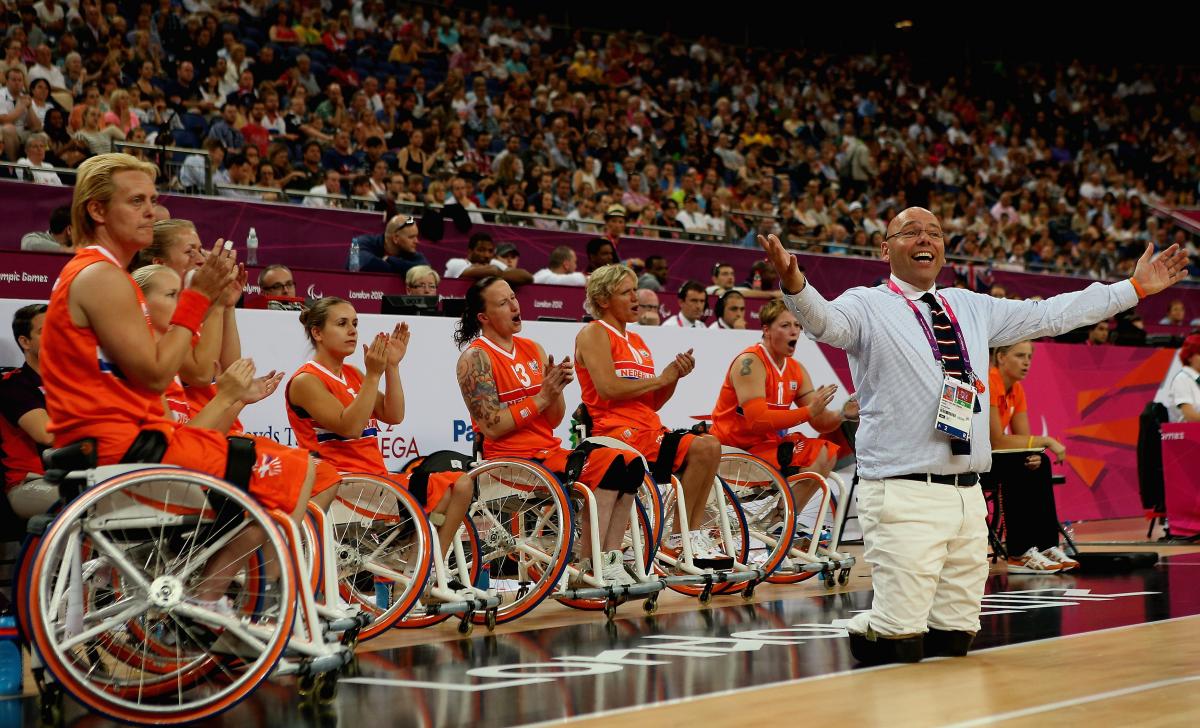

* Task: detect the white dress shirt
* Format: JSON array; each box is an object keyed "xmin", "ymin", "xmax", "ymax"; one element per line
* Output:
[
  {"xmin": 783, "ymin": 273, "xmax": 1139, "ymax": 479},
  {"xmin": 1167, "ymin": 366, "xmax": 1200, "ymax": 423},
  {"xmin": 661, "ymin": 312, "xmax": 706, "ymax": 328}
]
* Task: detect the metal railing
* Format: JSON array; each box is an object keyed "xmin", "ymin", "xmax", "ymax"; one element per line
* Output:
[
  {"xmin": 112, "ymin": 140, "xmax": 213, "ymax": 195},
  {"xmin": 0, "ymin": 160, "xmax": 77, "ymax": 183}
]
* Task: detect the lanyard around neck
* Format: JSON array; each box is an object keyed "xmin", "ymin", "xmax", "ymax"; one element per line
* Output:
[{"xmin": 886, "ymin": 280, "xmax": 984, "ymax": 394}]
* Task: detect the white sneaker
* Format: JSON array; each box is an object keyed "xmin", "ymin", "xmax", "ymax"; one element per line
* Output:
[
  {"xmin": 184, "ymin": 595, "xmax": 236, "ymax": 619},
  {"xmin": 690, "ymin": 530, "xmax": 734, "ymax": 569},
  {"xmin": 1041, "ymin": 546, "xmax": 1080, "ymax": 572},
  {"xmin": 1006, "ymin": 547, "xmax": 1064, "ymax": 574},
  {"xmin": 601, "ymin": 550, "xmax": 635, "ymax": 587}
]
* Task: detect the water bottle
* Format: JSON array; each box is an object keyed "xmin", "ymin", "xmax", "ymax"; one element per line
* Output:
[
  {"xmin": 348, "ymin": 239, "xmax": 361, "ymax": 271},
  {"xmin": 752, "ymin": 271, "xmax": 763, "ymax": 290},
  {"xmin": 374, "ymin": 578, "xmax": 391, "ymax": 610},
  {"xmin": 245, "ymin": 227, "xmax": 259, "ymax": 267},
  {"xmin": 0, "ymin": 614, "xmax": 22, "ymax": 696}
]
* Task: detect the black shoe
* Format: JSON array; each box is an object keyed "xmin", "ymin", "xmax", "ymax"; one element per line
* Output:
[
  {"xmin": 924, "ymin": 628, "xmax": 975, "ymax": 657},
  {"xmin": 848, "ymin": 632, "xmax": 924, "ymax": 665}
]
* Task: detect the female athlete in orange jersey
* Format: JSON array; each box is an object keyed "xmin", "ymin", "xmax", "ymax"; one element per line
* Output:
[
  {"xmin": 710, "ymin": 299, "xmax": 856, "ymax": 529},
  {"xmin": 574, "ymin": 264, "xmax": 729, "ymax": 565},
  {"xmin": 135, "ymin": 219, "xmax": 246, "ymax": 414},
  {"xmin": 40, "ymin": 153, "xmax": 341, "ymax": 610},
  {"xmin": 287, "ymin": 297, "xmax": 473, "ymax": 555},
  {"xmin": 455, "ymin": 277, "xmax": 646, "ymax": 586},
  {"xmin": 132, "ymin": 264, "xmax": 283, "ymax": 431}
]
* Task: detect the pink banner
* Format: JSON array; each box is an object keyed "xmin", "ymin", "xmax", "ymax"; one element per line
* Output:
[
  {"xmin": 1021, "ymin": 343, "xmax": 1177, "ymax": 520},
  {"xmin": 1160, "ymin": 422, "xmax": 1200, "ymax": 537}
]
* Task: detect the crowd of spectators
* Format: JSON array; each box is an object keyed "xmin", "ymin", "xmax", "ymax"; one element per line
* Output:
[{"xmin": 2, "ymin": 0, "xmax": 1199, "ymax": 282}]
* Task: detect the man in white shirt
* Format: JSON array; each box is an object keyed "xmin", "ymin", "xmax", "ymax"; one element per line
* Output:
[
  {"xmin": 26, "ymin": 45, "xmax": 65, "ymax": 91},
  {"xmin": 662, "ymin": 281, "xmax": 708, "ymax": 328},
  {"xmin": 2, "ymin": 67, "xmax": 39, "ymax": 161},
  {"xmin": 304, "ymin": 169, "xmax": 342, "ymax": 208},
  {"xmin": 709, "ymin": 290, "xmax": 746, "ymax": 329},
  {"xmin": 16, "ymin": 132, "xmax": 61, "ymax": 184},
  {"xmin": 706, "ymin": 262, "xmax": 738, "ymax": 295},
  {"xmin": 674, "ymin": 195, "xmax": 710, "ymax": 235},
  {"xmin": 445, "ymin": 233, "xmax": 532, "ymax": 285},
  {"xmin": 1167, "ymin": 335, "xmax": 1200, "ymax": 423},
  {"xmin": 533, "ymin": 245, "xmax": 587, "ymax": 286},
  {"xmin": 760, "ymin": 206, "xmax": 1189, "ymax": 666}
]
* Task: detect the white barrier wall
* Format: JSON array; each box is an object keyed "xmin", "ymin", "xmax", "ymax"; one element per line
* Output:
[{"xmin": 0, "ymin": 299, "xmax": 849, "ymax": 470}]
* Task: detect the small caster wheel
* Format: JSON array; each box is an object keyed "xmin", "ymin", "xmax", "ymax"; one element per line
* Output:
[
  {"xmin": 458, "ymin": 618, "xmax": 474, "ymax": 636},
  {"xmin": 741, "ymin": 584, "xmax": 756, "ymax": 601},
  {"xmin": 699, "ymin": 585, "xmax": 713, "ymax": 606},
  {"xmin": 838, "ymin": 568, "xmax": 850, "ymax": 585},
  {"xmin": 38, "ymin": 684, "xmax": 63, "ymax": 727},
  {"xmin": 298, "ymin": 673, "xmax": 323, "ymax": 700},
  {"xmin": 485, "ymin": 608, "xmax": 498, "ymax": 631},
  {"xmin": 604, "ymin": 599, "xmax": 617, "ymax": 621},
  {"xmin": 824, "ymin": 573, "xmax": 836, "ymax": 588},
  {"xmin": 643, "ymin": 596, "xmax": 659, "ymax": 615},
  {"xmin": 317, "ymin": 674, "xmax": 339, "ymax": 705},
  {"xmin": 342, "ymin": 655, "xmax": 361, "ymax": 678}
]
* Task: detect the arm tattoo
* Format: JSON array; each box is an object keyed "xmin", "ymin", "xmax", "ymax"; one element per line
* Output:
[
  {"xmin": 457, "ymin": 349, "xmax": 503, "ymax": 430},
  {"xmin": 739, "ymin": 357, "xmax": 754, "ymax": 376}
]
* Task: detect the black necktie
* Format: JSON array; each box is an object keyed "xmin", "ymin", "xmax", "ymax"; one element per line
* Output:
[{"xmin": 920, "ymin": 292, "xmax": 971, "ymax": 455}]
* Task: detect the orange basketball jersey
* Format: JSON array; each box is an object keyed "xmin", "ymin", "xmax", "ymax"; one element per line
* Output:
[
  {"xmin": 165, "ymin": 377, "xmax": 192, "ymax": 424},
  {"xmin": 467, "ymin": 336, "xmax": 560, "ymax": 458},
  {"xmin": 286, "ymin": 361, "xmax": 385, "ymax": 474},
  {"xmin": 710, "ymin": 343, "xmax": 809, "ymax": 450},
  {"xmin": 575, "ymin": 321, "xmax": 662, "ymax": 437},
  {"xmin": 41, "ymin": 246, "xmax": 172, "ymax": 462}
]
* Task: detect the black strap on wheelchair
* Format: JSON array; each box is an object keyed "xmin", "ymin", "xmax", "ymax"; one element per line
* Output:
[
  {"xmin": 408, "ymin": 450, "xmax": 472, "ymax": 507},
  {"xmin": 43, "ymin": 438, "xmax": 99, "ymax": 504},
  {"xmin": 563, "ymin": 441, "xmax": 602, "ymax": 484},
  {"xmin": 120, "ymin": 430, "xmax": 168, "ymax": 464},
  {"xmin": 652, "ymin": 429, "xmax": 689, "ymax": 485},
  {"xmin": 223, "ymin": 436, "xmax": 257, "ymax": 491}
]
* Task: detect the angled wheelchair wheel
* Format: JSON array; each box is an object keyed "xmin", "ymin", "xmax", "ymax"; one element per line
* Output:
[
  {"xmin": 329, "ymin": 474, "xmax": 432, "ymax": 641},
  {"xmin": 654, "ymin": 478, "xmax": 751, "ymax": 597},
  {"xmin": 26, "ymin": 468, "xmax": 297, "ymax": 725},
  {"xmin": 718, "ymin": 452, "xmax": 799, "ymax": 585},
  {"xmin": 394, "ymin": 515, "xmax": 482, "ymax": 629},
  {"xmin": 556, "ymin": 492, "xmax": 657, "ymax": 611},
  {"xmin": 465, "ymin": 458, "xmax": 573, "ymax": 625}
]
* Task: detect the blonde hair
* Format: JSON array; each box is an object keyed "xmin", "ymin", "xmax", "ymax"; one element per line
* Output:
[
  {"xmin": 131, "ymin": 264, "xmax": 179, "ymax": 293},
  {"xmin": 130, "ymin": 218, "xmax": 196, "ymax": 271},
  {"xmin": 71, "ymin": 153, "xmax": 159, "ymax": 244},
  {"xmin": 758, "ymin": 299, "xmax": 790, "ymax": 327},
  {"xmin": 584, "ymin": 264, "xmax": 636, "ymax": 318},
  {"xmin": 109, "ymin": 89, "xmax": 131, "ymax": 109},
  {"xmin": 405, "ymin": 265, "xmax": 439, "ymax": 288}
]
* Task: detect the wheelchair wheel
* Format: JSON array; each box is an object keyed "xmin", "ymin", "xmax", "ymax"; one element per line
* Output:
[
  {"xmin": 329, "ymin": 474, "xmax": 432, "ymax": 641},
  {"xmin": 394, "ymin": 515, "xmax": 482, "ymax": 629},
  {"xmin": 465, "ymin": 459, "xmax": 573, "ymax": 625},
  {"xmin": 636, "ymin": 474, "xmax": 665, "ymax": 550},
  {"xmin": 654, "ymin": 478, "xmax": 751, "ymax": 597},
  {"xmin": 556, "ymin": 490, "xmax": 657, "ymax": 611},
  {"xmin": 26, "ymin": 468, "xmax": 296, "ymax": 725},
  {"xmin": 718, "ymin": 452, "xmax": 798, "ymax": 585}
]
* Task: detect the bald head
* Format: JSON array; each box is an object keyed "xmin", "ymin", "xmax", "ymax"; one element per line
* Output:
[
  {"xmin": 881, "ymin": 206, "xmax": 945, "ymax": 291},
  {"xmin": 636, "ymin": 288, "xmax": 661, "ymax": 326}
]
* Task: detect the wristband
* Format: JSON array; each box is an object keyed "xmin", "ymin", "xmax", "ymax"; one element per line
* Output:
[
  {"xmin": 1027, "ymin": 436, "xmax": 1035, "ymax": 449},
  {"xmin": 508, "ymin": 398, "xmax": 540, "ymax": 427},
  {"xmin": 1130, "ymin": 278, "xmax": 1146, "ymax": 299},
  {"xmin": 170, "ymin": 289, "xmax": 211, "ymax": 334}
]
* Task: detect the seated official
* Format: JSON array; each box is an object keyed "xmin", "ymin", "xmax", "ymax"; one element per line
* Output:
[
  {"xmin": 983, "ymin": 341, "xmax": 1079, "ymax": 574},
  {"xmin": 1, "ymin": 305, "xmax": 56, "ymax": 519}
]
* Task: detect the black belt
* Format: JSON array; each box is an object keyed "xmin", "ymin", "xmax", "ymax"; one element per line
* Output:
[{"xmin": 895, "ymin": 472, "xmax": 979, "ymax": 487}]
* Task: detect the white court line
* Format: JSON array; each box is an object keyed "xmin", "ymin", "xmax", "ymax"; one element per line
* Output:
[
  {"xmin": 520, "ymin": 614, "xmax": 1200, "ymax": 728},
  {"xmin": 941, "ymin": 674, "xmax": 1200, "ymax": 727}
]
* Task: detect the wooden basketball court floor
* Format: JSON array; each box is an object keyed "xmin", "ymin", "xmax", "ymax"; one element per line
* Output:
[{"xmin": 9, "ymin": 517, "xmax": 1200, "ymax": 727}]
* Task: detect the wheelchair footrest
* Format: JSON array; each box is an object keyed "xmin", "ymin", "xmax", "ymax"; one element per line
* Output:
[
  {"xmin": 663, "ymin": 568, "xmax": 765, "ymax": 587},
  {"xmin": 555, "ymin": 579, "xmax": 666, "ymax": 601}
]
